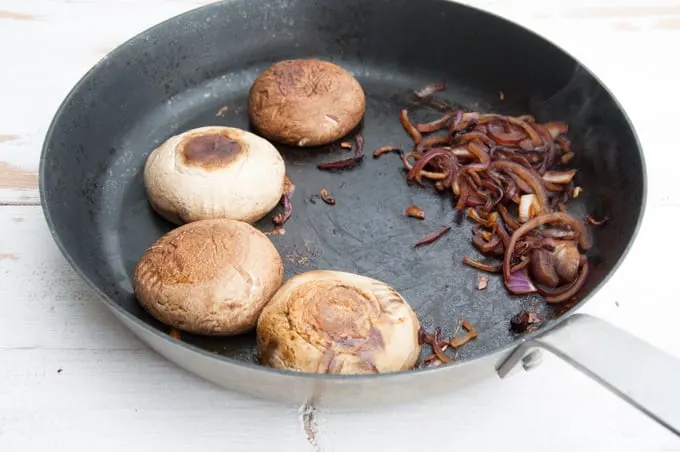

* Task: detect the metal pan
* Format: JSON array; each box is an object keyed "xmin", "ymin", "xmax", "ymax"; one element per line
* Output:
[{"xmin": 39, "ymin": 0, "xmax": 680, "ymax": 434}]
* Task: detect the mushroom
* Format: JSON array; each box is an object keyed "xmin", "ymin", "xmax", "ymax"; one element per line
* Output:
[
  {"xmin": 143, "ymin": 126, "xmax": 286, "ymax": 225},
  {"xmin": 256, "ymin": 270, "xmax": 421, "ymax": 374},
  {"xmin": 248, "ymin": 59, "xmax": 366, "ymax": 147},
  {"xmin": 133, "ymin": 219, "xmax": 284, "ymax": 336}
]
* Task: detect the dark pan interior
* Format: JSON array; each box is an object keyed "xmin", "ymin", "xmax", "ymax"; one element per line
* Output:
[{"xmin": 40, "ymin": 0, "xmax": 644, "ymax": 367}]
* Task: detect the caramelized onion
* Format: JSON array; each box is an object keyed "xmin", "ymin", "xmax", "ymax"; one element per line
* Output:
[
  {"xmin": 518, "ymin": 194, "xmax": 541, "ymax": 223},
  {"xmin": 405, "ymin": 205, "xmax": 425, "ymax": 219},
  {"xmin": 490, "ymin": 160, "xmax": 549, "ymax": 213},
  {"xmin": 463, "ymin": 257, "xmax": 501, "ymax": 273},
  {"xmin": 487, "ymin": 121, "xmax": 525, "ymax": 146},
  {"xmin": 414, "ymin": 226, "xmax": 451, "ymax": 247},
  {"xmin": 503, "ymin": 212, "xmax": 589, "ymax": 284},
  {"xmin": 400, "ymin": 109, "xmax": 422, "ymax": 144},
  {"xmin": 415, "ymin": 82, "xmax": 446, "ymax": 99},
  {"xmin": 380, "ymin": 102, "xmax": 591, "ymax": 305},
  {"xmin": 273, "ymin": 192, "xmax": 293, "ymax": 226},
  {"xmin": 543, "ymin": 170, "xmax": 576, "ymax": 185},
  {"xmin": 373, "ymin": 146, "xmax": 402, "ymax": 158},
  {"xmin": 416, "ymin": 111, "xmax": 459, "ymax": 133}
]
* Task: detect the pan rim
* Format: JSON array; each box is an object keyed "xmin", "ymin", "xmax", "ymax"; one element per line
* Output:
[{"xmin": 38, "ymin": 0, "xmax": 648, "ymax": 382}]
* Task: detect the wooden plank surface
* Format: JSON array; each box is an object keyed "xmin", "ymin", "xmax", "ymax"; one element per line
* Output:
[{"xmin": 2, "ymin": 0, "xmax": 680, "ymax": 450}]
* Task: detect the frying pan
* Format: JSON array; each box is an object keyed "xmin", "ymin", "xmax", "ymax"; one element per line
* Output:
[{"xmin": 39, "ymin": 0, "xmax": 680, "ymax": 434}]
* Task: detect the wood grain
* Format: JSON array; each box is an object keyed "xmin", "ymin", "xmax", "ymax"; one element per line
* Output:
[
  {"xmin": 0, "ymin": 134, "xmax": 20, "ymax": 143},
  {"xmin": 568, "ymin": 5, "xmax": 680, "ymax": 18},
  {"xmin": 0, "ymin": 10, "xmax": 37, "ymax": 21},
  {"xmin": 0, "ymin": 162, "xmax": 38, "ymax": 190},
  {"xmin": 657, "ymin": 17, "xmax": 680, "ymax": 28}
]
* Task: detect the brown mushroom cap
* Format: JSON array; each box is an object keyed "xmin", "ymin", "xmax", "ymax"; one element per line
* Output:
[
  {"xmin": 256, "ymin": 270, "xmax": 421, "ymax": 374},
  {"xmin": 143, "ymin": 126, "xmax": 285, "ymax": 225},
  {"xmin": 248, "ymin": 59, "xmax": 366, "ymax": 147},
  {"xmin": 134, "ymin": 219, "xmax": 284, "ymax": 336}
]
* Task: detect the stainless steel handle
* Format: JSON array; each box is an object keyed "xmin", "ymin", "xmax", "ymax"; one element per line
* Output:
[{"xmin": 497, "ymin": 313, "xmax": 680, "ymax": 436}]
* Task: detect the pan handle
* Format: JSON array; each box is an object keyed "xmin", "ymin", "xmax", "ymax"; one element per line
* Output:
[{"xmin": 497, "ymin": 313, "xmax": 680, "ymax": 436}]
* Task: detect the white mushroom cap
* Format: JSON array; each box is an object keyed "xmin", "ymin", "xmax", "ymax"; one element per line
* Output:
[
  {"xmin": 133, "ymin": 219, "xmax": 284, "ymax": 336},
  {"xmin": 144, "ymin": 126, "xmax": 286, "ymax": 225},
  {"xmin": 256, "ymin": 270, "xmax": 421, "ymax": 374}
]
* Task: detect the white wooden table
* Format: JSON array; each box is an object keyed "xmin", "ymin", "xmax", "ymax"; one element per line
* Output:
[{"xmin": 2, "ymin": 0, "xmax": 680, "ymax": 450}]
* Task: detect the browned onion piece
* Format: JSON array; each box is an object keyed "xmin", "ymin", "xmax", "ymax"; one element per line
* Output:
[
  {"xmin": 169, "ymin": 328, "xmax": 182, "ymax": 340},
  {"xmin": 487, "ymin": 121, "xmax": 526, "ymax": 146},
  {"xmin": 405, "ymin": 205, "xmax": 425, "ymax": 219},
  {"xmin": 463, "ymin": 256, "xmax": 501, "ymax": 273},
  {"xmin": 403, "ymin": 152, "xmax": 448, "ymax": 182},
  {"xmin": 320, "ymin": 188, "xmax": 335, "ymax": 205},
  {"xmin": 519, "ymin": 138, "xmax": 536, "ymax": 151},
  {"xmin": 466, "ymin": 141, "xmax": 491, "ymax": 168},
  {"xmin": 416, "ymin": 134, "xmax": 450, "ymax": 152},
  {"xmin": 283, "ymin": 175, "xmax": 296, "ymax": 197},
  {"xmin": 450, "ymin": 320, "xmax": 478, "ymax": 348},
  {"xmin": 497, "ymin": 205, "xmax": 520, "ymax": 231},
  {"xmin": 407, "ymin": 148, "xmax": 454, "ymax": 184},
  {"xmin": 354, "ymin": 133, "xmax": 365, "ymax": 157},
  {"xmin": 431, "ymin": 328, "xmax": 451, "ymax": 363},
  {"xmin": 265, "ymin": 227, "xmax": 286, "ymax": 236},
  {"xmin": 455, "ymin": 181, "xmax": 469, "ymax": 213},
  {"xmin": 540, "ymin": 228, "xmax": 578, "ymax": 240},
  {"xmin": 572, "ymin": 186, "xmax": 583, "ymax": 198},
  {"xmin": 507, "ymin": 171, "xmax": 534, "ymax": 195},
  {"xmin": 494, "ymin": 115, "xmax": 542, "ymax": 147},
  {"xmin": 543, "ymin": 170, "xmax": 576, "ymax": 185},
  {"xmin": 543, "ymin": 181, "xmax": 565, "ymax": 192},
  {"xmin": 448, "ymin": 110, "xmax": 466, "ymax": 133},
  {"xmin": 415, "ymin": 226, "xmax": 451, "ymax": 247},
  {"xmin": 317, "ymin": 156, "xmax": 363, "ymax": 170},
  {"xmin": 480, "ymin": 235, "xmax": 502, "ymax": 254},
  {"xmin": 545, "ymin": 121, "xmax": 568, "ymax": 139},
  {"xmin": 492, "ymin": 216, "xmax": 511, "ymax": 248},
  {"xmin": 415, "ymin": 110, "xmax": 459, "ymax": 133},
  {"xmin": 457, "ymin": 131, "xmax": 496, "ymax": 148},
  {"xmin": 273, "ymin": 192, "xmax": 293, "ymax": 226},
  {"xmin": 490, "ymin": 160, "xmax": 549, "ymax": 212},
  {"xmin": 561, "ymin": 152, "xmax": 575, "ymax": 164},
  {"xmin": 467, "ymin": 208, "xmax": 491, "ymax": 227},
  {"xmin": 449, "ymin": 147, "xmax": 474, "ymax": 159},
  {"xmin": 510, "ymin": 256, "xmax": 531, "ymax": 273},
  {"xmin": 415, "ymin": 82, "xmax": 446, "ymax": 99},
  {"xmin": 400, "ymin": 109, "xmax": 422, "ymax": 144},
  {"xmin": 467, "ymin": 169, "xmax": 483, "ymax": 187},
  {"xmin": 373, "ymin": 146, "xmax": 402, "ymax": 158},
  {"xmin": 533, "ymin": 123, "xmax": 558, "ymax": 172},
  {"xmin": 587, "ymin": 215, "xmax": 609, "ymax": 226}
]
